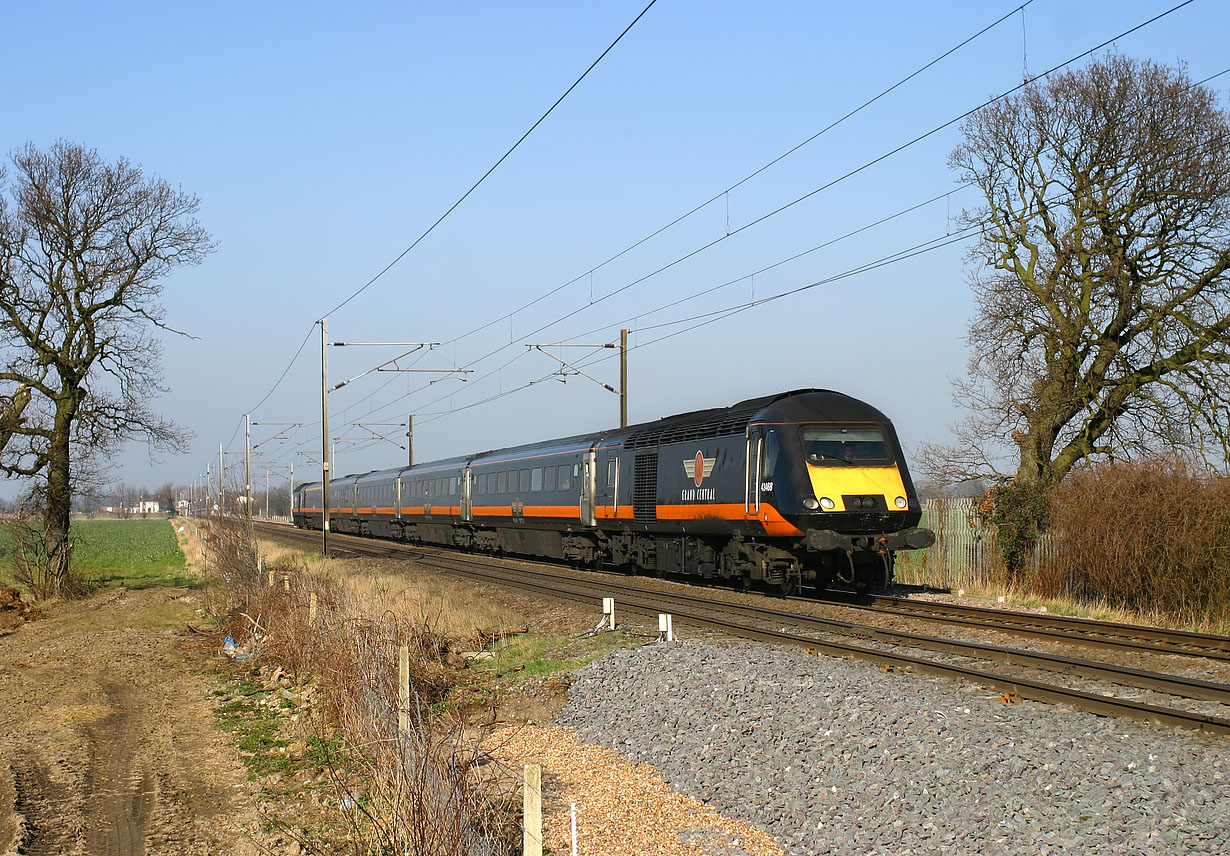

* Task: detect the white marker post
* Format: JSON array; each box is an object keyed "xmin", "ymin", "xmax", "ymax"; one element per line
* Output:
[
  {"xmin": 658, "ymin": 613, "xmax": 675, "ymax": 642},
  {"xmin": 602, "ymin": 597, "xmax": 616, "ymax": 630},
  {"xmin": 570, "ymin": 802, "xmax": 578, "ymax": 856}
]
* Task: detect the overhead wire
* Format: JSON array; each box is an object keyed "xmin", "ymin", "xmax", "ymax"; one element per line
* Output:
[
  {"xmin": 307, "ymin": 0, "xmax": 1203, "ymax": 447},
  {"xmin": 336, "ymin": 0, "xmax": 1200, "ymax": 428},
  {"xmin": 427, "ymin": 1, "xmax": 1038, "ymax": 349},
  {"xmin": 378, "ymin": 55, "xmax": 1230, "ymax": 439},
  {"xmin": 253, "ymin": 1, "xmax": 1211, "ymax": 471},
  {"xmin": 322, "ymin": 0, "xmax": 660, "ymax": 318},
  {"xmin": 231, "ymin": 0, "xmax": 659, "ymax": 426},
  {"xmin": 238, "ymin": 2, "xmax": 1039, "ymax": 457}
]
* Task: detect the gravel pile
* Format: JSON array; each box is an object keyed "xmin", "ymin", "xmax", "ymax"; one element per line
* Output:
[{"xmin": 558, "ymin": 640, "xmax": 1229, "ymax": 855}]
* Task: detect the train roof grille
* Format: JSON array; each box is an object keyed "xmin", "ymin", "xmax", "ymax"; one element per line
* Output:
[{"xmin": 625, "ymin": 408, "xmax": 754, "ymax": 449}]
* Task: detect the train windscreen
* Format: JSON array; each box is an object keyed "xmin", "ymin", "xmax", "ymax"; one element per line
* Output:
[{"xmin": 800, "ymin": 425, "xmax": 891, "ymax": 465}]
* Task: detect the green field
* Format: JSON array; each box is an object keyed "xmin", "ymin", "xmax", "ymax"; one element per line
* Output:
[{"xmin": 2, "ymin": 518, "xmax": 193, "ymax": 590}]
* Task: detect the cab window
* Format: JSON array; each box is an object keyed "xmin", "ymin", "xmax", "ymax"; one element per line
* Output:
[{"xmin": 800, "ymin": 425, "xmax": 891, "ymax": 465}]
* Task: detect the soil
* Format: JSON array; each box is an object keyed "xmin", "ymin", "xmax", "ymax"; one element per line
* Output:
[
  {"xmin": 0, "ymin": 587, "xmax": 263, "ymax": 856},
  {"xmin": 0, "ymin": 587, "xmax": 41, "ymax": 637}
]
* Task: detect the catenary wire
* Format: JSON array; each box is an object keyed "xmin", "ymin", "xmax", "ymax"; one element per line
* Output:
[
  {"xmin": 322, "ymin": 0, "xmax": 660, "ymax": 318},
  {"xmin": 230, "ymin": 1, "xmax": 658, "ymax": 427},
  {"xmin": 341, "ymin": 0, "xmax": 1201, "ymax": 420},
  {"xmin": 234, "ymin": 1, "xmax": 1081, "ymax": 449},
  {"xmin": 427, "ymin": 1, "xmax": 1038, "ymax": 350},
  {"xmin": 346, "ymin": 87, "xmax": 1230, "ymax": 443},
  {"xmin": 252, "ymin": 4, "xmax": 1211, "ymax": 470}
]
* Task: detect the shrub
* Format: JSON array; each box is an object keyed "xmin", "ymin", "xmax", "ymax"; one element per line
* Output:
[
  {"xmin": 1045, "ymin": 456, "xmax": 1230, "ymax": 626},
  {"xmin": 975, "ymin": 479, "xmax": 1052, "ymax": 582}
]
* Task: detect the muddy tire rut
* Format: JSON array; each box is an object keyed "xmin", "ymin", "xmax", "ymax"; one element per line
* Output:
[{"xmin": 0, "ymin": 588, "xmax": 262, "ymax": 856}]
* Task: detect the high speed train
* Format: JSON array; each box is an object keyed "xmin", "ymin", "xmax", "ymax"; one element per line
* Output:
[{"xmin": 293, "ymin": 389, "xmax": 934, "ymax": 593}]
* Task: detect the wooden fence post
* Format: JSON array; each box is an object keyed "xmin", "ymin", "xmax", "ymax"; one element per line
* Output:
[
  {"xmin": 309, "ymin": 591, "xmax": 317, "ymax": 625},
  {"xmin": 523, "ymin": 763, "xmax": 542, "ymax": 856},
  {"xmin": 398, "ymin": 644, "xmax": 410, "ymax": 739}
]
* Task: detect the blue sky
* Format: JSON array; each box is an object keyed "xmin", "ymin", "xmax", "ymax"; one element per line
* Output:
[{"xmin": 6, "ymin": 0, "xmax": 1228, "ymax": 496}]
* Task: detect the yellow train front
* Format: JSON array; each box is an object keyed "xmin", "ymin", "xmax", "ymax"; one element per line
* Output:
[
  {"xmin": 601, "ymin": 388, "xmax": 934, "ymax": 593},
  {"xmin": 293, "ymin": 389, "xmax": 933, "ymax": 595}
]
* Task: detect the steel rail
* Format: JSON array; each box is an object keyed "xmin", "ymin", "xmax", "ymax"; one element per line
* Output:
[
  {"xmin": 256, "ymin": 524, "xmax": 1230, "ymax": 735},
  {"xmin": 853, "ymin": 594, "xmax": 1230, "ymax": 659}
]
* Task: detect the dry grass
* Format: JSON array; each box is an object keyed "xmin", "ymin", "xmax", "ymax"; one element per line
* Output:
[
  {"xmin": 253, "ymin": 537, "xmax": 526, "ymax": 642},
  {"xmin": 173, "ymin": 518, "xmax": 208, "ymax": 571},
  {"xmin": 202, "ymin": 516, "xmax": 523, "ymax": 855}
]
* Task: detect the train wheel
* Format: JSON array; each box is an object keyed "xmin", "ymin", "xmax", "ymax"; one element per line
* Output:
[{"xmin": 777, "ymin": 577, "xmax": 800, "ymax": 597}]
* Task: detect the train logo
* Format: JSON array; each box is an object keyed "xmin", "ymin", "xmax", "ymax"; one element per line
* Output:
[{"xmin": 683, "ymin": 451, "xmax": 716, "ymax": 487}]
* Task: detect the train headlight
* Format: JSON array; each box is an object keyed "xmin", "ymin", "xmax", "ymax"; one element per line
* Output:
[
  {"xmin": 894, "ymin": 496, "xmax": 908, "ymax": 509},
  {"xmin": 803, "ymin": 497, "xmax": 819, "ymax": 510},
  {"xmin": 819, "ymin": 496, "xmax": 836, "ymax": 510}
]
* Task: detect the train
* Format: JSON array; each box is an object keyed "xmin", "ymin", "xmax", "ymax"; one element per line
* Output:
[{"xmin": 292, "ymin": 389, "xmax": 935, "ymax": 594}]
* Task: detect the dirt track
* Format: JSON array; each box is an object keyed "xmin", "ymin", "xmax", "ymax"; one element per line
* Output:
[{"xmin": 0, "ymin": 588, "xmax": 262, "ymax": 856}]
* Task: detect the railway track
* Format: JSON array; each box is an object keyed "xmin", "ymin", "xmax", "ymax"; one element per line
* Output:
[
  {"xmin": 255, "ymin": 522, "xmax": 1230, "ymax": 735},
  {"xmin": 827, "ymin": 591, "xmax": 1230, "ymax": 661}
]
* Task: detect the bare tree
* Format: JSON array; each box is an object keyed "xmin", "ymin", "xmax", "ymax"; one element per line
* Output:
[
  {"xmin": 921, "ymin": 56, "xmax": 1230, "ymax": 572},
  {"xmin": 0, "ymin": 141, "xmax": 214, "ymax": 595}
]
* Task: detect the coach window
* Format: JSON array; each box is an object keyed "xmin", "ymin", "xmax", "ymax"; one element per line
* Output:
[
  {"xmin": 544, "ymin": 466, "xmax": 557, "ymax": 492},
  {"xmin": 531, "ymin": 468, "xmax": 543, "ymax": 492},
  {"xmin": 607, "ymin": 460, "xmax": 616, "ymax": 486},
  {"xmin": 558, "ymin": 465, "xmax": 571, "ymax": 491},
  {"xmin": 496, "ymin": 471, "xmax": 506, "ymax": 493},
  {"xmin": 520, "ymin": 469, "xmax": 531, "ymax": 492}
]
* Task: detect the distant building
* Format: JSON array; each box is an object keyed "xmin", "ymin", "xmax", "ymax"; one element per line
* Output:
[{"xmin": 99, "ymin": 500, "xmax": 162, "ymax": 515}]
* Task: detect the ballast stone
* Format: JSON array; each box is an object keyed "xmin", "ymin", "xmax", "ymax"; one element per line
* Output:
[{"xmin": 558, "ymin": 640, "xmax": 1230, "ymax": 856}]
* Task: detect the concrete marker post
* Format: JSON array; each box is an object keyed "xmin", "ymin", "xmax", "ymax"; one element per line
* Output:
[
  {"xmin": 602, "ymin": 597, "xmax": 615, "ymax": 630},
  {"xmin": 523, "ymin": 764, "xmax": 542, "ymax": 856}
]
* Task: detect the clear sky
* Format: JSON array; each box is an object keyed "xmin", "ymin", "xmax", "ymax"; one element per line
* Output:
[{"xmin": 5, "ymin": 0, "xmax": 1228, "ymax": 497}]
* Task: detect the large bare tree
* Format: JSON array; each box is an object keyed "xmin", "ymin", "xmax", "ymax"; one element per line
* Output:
[
  {"xmin": 0, "ymin": 141, "xmax": 214, "ymax": 594},
  {"xmin": 926, "ymin": 57, "xmax": 1230, "ymax": 481},
  {"xmin": 921, "ymin": 56, "xmax": 1230, "ymax": 571}
]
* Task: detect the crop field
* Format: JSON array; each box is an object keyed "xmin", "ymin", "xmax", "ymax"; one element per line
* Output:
[{"xmin": 1, "ymin": 517, "xmax": 192, "ymax": 589}]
